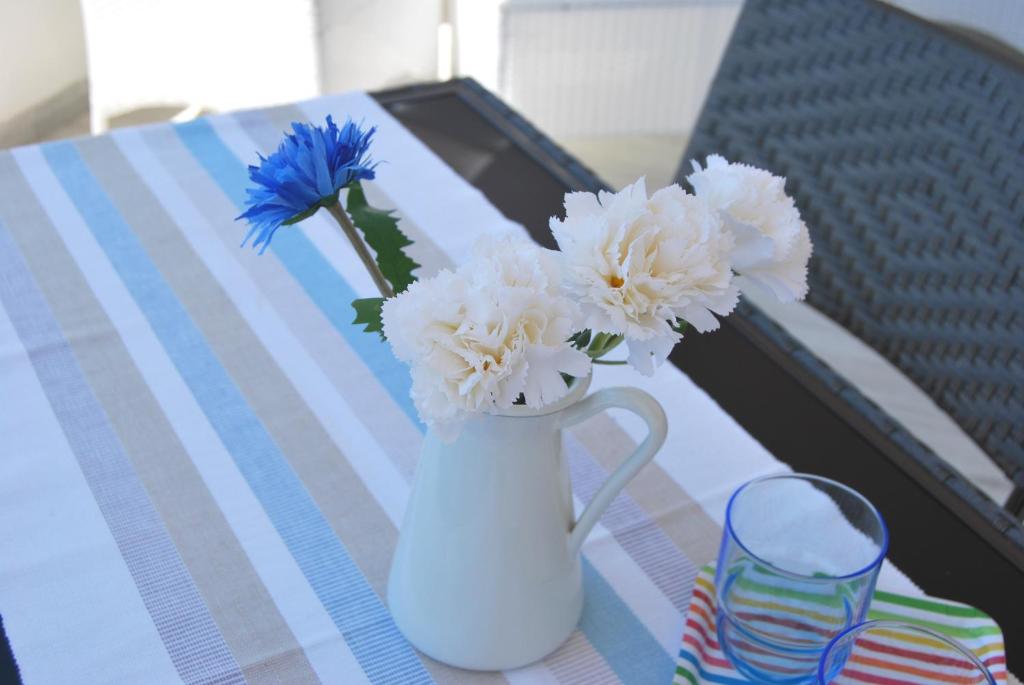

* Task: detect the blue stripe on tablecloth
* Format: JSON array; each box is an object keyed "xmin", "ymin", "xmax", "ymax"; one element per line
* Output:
[
  {"xmin": 173, "ymin": 117, "xmax": 420, "ymax": 427},
  {"xmin": 176, "ymin": 112, "xmax": 675, "ymax": 682},
  {"xmin": 39, "ymin": 141, "xmax": 433, "ymax": 685},
  {"xmin": 676, "ymin": 651, "xmax": 749, "ymax": 685},
  {"xmin": 0, "ymin": 218, "xmax": 245, "ymax": 685},
  {"xmin": 580, "ymin": 561, "xmax": 678, "ymax": 683}
]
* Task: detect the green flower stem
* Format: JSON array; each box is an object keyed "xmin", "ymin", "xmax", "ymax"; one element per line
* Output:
[
  {"xmin": 327, "ymin": 201, "xmax": 395, "ymax": 299},
  {"xmin": 587, "ymin": 333, "xmax": 624, "ymax": 360},
  {"xmin": 593, "ymin": 359, "xmax": 628, "ymax": 365}
]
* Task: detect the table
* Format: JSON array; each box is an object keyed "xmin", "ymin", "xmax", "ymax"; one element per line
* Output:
[{"xmin": 0, "ymin": 81, "xmax": 1017, "ymax": 684}]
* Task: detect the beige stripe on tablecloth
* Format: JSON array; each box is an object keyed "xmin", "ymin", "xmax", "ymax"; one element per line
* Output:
[
  {"xmin": 544, "ymin": 631, "xmax": 620, "ymax": 685},
  {"xmin": 0, "ymin": 150, "xmax": 318, "ymax": 684},
  {"xmin": 84, "ymin": 131, "xmax": 507, "ymax": 685}
]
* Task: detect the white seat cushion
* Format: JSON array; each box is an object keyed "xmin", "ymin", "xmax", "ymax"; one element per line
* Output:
[{"xmin": 745, "ymin": 288, "xmax": 1014, "ymax": 505}]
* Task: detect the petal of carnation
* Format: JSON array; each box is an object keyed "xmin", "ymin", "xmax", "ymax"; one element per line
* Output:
[
  {"xmin": 735, "ymin": 222, "xmax": 812, "ymax": 302},
  {"xmin": 381, "ymin": 234, "xmax": 588, "ymax": 432},
  {"xmin": 723, "ymin": 215, "xmax": 776, "ymax": 271},
  {"xmin": 679, "ymin": 304, "xmax": 721, "ymax": 334},
  {"xmin": 626, "ymin": 330, "xmax": 680, "ymax": 376}
]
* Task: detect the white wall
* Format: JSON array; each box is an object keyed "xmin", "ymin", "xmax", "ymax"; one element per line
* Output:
[
  {"xmin": 885, "ymin": 0, "xmax": 1024, "ymax": 53},
  {"xmin": 454, "ymin": 0, "xmax": 502, "ymax": 92},
  {"xmin": 468, "ymin": 0, "xmax": 1022, "ymax": 141},
  {"xmin": 79, "ymin": 0, "xmax": 320, "ymax": 132},
  {"xmin": 498, "ymin": 0, "xmax": 743, "ymax": 138},
  {"xmin": 318, "ymin": 0, "xmax": 440, "ymax": 93},
  {"xmin": 0, "ymin": 0, "xmax": 87, "ymax": 124}
]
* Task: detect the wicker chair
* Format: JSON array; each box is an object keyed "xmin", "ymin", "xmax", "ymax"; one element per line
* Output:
[{"xmin": 679, "ymin": 0, "xmax": 1024, "ymax": 514}]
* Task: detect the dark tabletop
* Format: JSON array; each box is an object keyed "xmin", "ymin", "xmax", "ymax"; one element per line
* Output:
[{"xmin": 375, "ymin": 79, "xmax": 1024, "ymax": 661}]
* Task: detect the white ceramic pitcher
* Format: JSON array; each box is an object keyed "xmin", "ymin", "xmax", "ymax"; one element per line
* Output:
[{"xmin": 387, "ymin": 375, "xmax": 667, "ymax": 670}]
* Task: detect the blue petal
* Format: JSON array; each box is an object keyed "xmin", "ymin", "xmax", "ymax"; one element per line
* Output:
[{"xmin": 236, "ymin": 115, "xmax": 378, "ymax": 252}]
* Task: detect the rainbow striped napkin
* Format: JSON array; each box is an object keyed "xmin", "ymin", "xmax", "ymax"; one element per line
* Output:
[{"xmin": 675, "ymin": 565, "xmax": 1008, "ymax": 684}]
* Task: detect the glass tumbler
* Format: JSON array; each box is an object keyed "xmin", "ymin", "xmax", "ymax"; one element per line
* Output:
[
  {"xmin": 715, "ymin": 474, "xmax": 888, "ymax": 685},
  {"xmin": 819, "ymin": 620, "xmax": 997, "ymax": 684}
]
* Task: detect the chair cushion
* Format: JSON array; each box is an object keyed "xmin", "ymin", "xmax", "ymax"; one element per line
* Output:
[{"xmin": 746, "ymin": 288, "xmax": 1014, "ymax": 504}]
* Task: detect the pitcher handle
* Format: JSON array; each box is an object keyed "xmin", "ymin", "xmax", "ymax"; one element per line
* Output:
[{"xmin": 559, "ymin": 386, "xmax": 668, "ymax": 557}]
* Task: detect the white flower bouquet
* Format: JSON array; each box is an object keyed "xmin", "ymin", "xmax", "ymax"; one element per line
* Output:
[
  {"xmin": 382, "ymin": 155, "xmax": 812, "ymax": 435},
  {"xmin": 237, "ymin": 119, "xmax": 811, "ymax": 437}
]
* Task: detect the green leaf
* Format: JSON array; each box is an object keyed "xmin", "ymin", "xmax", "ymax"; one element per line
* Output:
[
  {"xmin": 346, "ymin": 181, "xmax": 419, "ymax": 294},
  {"xmin": 568, "ymin": 329, "xmax": 592, "ymax": 350},
  {"xmin": 352, "ymin": 297, "xmax": 386, "ymax": 339}
]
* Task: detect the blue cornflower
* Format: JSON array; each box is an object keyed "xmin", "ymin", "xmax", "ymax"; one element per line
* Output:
[{"xmin": 238, "ymin": 116, "xmax": 377, "ymax": 252}]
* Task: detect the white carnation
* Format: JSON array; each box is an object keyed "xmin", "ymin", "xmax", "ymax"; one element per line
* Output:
[
  {"xmin": 381, "ymin": 234, "xmax": 590, "ymax": 433},
  {"xmin": 687, "ymin": 155, "xmax": 812, "ymax": 303},
  {"xmin": 549, "ymin": 178, "xmax": 738, "ymax": 375}
]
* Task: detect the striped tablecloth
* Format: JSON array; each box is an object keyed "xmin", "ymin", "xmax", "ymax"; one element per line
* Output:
[{"xmin": 0, "ymin": 91, "xmax": 948, "ymax": 684}]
